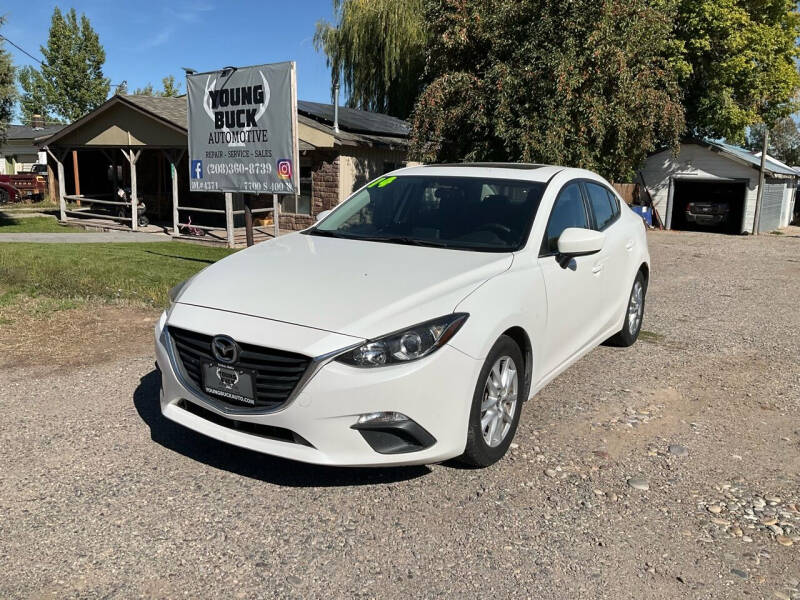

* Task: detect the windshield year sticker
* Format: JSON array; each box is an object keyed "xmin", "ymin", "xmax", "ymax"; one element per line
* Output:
[{"xmin": 377, "ymin": 176, "xmax": 397, "ymax": 188}]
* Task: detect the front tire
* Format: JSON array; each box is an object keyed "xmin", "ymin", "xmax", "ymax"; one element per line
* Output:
[
  {"xmin": 458, "ymin": 335, "xmax": 523, "ymax": 467},
  {"xmin": 607, "ymin": 270, "xmax": 646, "ymax": 347}
]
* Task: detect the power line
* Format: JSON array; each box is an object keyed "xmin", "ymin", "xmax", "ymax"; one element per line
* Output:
[{"xmin": 0, "ymin": 34, "xmax": 48, "ymax": 68}]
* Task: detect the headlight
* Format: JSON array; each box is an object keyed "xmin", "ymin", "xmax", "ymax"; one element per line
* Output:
[
  {"xmin": 336, "ymin": 313, "xmax": 469, "ymax": 368},
  {"xmin": 168, "ymin": 278, "xmax": 190, "ymax": 304}
]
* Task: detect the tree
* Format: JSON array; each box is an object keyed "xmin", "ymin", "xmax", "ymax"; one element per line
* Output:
[
  {"xmin": 130, "ymin": 76, "xmax": 182, "ymax": 97},
  {"xmin": 17, "ymin": 66, "xmax": 53, "ymax": 125},
  {"xmin": 676, "ymin": 0, "xmax": 800, "ymax": 143},
  {"xmin": 409, "ymin": 0, "xmax": 687, "ymax": 181},
  {"xmin": 0, "ymin": 17, "xmax": 16, "ymax": 141},
  {"xmin": 18, "ymin": 7, "xmax": 109, "ymax": 122},
  {"xmin": 160, "ymin": 75, "xmax": 181, "ymax": 97},
  {"xmin": 314, "ymin": 0, "xmax": 426, "ymax": 119},
  {"xmin": 747, "ymin": 118, "xmax": 800, "ymax": 166},
  {"xmin": 133, "ymin": 83, "xmax": 155, "ymax": 96}
]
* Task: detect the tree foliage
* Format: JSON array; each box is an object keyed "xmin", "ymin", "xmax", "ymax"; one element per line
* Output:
[
  {"xmin": 409, "ymin": 0, "xmax": 687, "ymax": 181},
  {"xmin": 160, "ymin": 75, "xmax": 181, "ymax": 97},
  {"xmin": 0, "ymin": 17, "xmax": 16, "ymax": 141},
  {"xmin": 677, "ymin": 0, "xmax": 800, "ymax": 143},
  {"xmin": 17, "ymin": 66, "xmax": 53, "ymax": 125},
  {"xmin": 18, "ymin": 7, "xmax": 109, "ymax": 123},
  {"xmin": 746, "ymin": 118, "xmax": 800, "ymax": 166},
  {"xmin": 314, "ymin": 0, "xmax": 427, "ymax": 119},
  {"xmin": 131, "ymin": 76, "xmax": 182, "ymax": 97}
]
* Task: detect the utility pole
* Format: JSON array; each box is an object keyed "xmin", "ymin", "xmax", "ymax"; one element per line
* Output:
[{"xmin": 752, "ymin": 127, "xmax": 769, "ymax": 235}]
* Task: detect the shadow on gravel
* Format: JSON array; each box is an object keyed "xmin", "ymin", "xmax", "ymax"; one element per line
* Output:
[{"xmin": 133, "ymin": 370, "xmax": 431, "ymax": 487}]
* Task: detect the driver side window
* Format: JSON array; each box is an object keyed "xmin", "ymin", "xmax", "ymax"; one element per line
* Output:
[{"xmin": 541, "ymin": 182, "xmax": 589, "ymax": 255}]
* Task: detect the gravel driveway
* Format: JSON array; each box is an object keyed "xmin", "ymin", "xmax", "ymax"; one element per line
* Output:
[{"xmin": 1, "ymin": 229, "xmax": 799, "ymax": 599}]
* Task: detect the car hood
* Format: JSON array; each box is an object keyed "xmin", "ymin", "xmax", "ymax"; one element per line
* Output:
[{"xmin": 176, "ymin": 232, "xmax": 513, "ymax": 339}]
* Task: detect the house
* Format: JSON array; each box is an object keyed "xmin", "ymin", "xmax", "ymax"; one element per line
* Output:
[
  {"xmin": 39, "ymin": 94, "xmax": 409, "ymax": 244},
  {"xmin": 640, "ymin": 139, "xmax": 798, "ymax": 233},
  {"xmin": 1, "ymin": 123, "xmax": 65, "ymax": 174}
]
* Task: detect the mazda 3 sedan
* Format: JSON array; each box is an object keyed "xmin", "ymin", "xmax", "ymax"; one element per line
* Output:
[{"xmin": 155, "ymin": 164, "xmax": 650, "ymax": 467}]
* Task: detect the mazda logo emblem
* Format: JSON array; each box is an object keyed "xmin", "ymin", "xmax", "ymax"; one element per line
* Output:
[{"xmin": 211, "ymin": 335, "xmax": 239, "ymax": 364}]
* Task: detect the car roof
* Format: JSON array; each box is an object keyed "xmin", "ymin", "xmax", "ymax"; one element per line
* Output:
[{"xmin": 393, "ymin": 163, "xmax": 570, "ymax": 183}]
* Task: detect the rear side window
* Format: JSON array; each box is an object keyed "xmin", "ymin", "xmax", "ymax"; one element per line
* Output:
[
  {"xmin": 585, "ymin": 182, "xmax": 616, "ymax": 230},
  {"xmin": 606, "ymin": 188, "xmax": 621, "ymax": 218},
  {"xmin": 541, "ymin": 182, "xmax": 588, "ymax": 254}
]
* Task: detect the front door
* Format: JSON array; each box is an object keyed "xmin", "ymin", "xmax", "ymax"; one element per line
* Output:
[{"xmin": 537, "ymin": 181, "xmax": 605, "ymax": 377}]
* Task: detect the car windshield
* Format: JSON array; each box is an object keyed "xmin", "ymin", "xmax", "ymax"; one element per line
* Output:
[{"xmin": 307, "ymin": 175, "xmax": 545, "ymax": 252}]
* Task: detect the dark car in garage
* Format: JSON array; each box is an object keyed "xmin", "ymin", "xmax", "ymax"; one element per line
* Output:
[{"xmin": 685, "ymin": 200, "xmax": 731, "ymax": 226}]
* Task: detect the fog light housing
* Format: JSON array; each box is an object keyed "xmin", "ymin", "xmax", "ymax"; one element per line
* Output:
[
  {"xmin": 351, "ymin": 412, "xmax": 436, "ymax": 454},
  {"xmin": 357, "ymin": 411, "xmax": 409, "ymax": 425}
]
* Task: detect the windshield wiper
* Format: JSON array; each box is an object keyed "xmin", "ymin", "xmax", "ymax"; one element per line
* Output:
[
  {"xmin": 362, "ymin": 235, "xmax": 451, "ymax": 248},
  {"xmin": 307, "ymin": 229, "xmax": 345, "ymax": 238}
]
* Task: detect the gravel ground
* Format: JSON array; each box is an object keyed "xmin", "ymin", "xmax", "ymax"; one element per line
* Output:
[{"xmin": 1, "ymin": 228, "xmax": 799, "ymax": 599}]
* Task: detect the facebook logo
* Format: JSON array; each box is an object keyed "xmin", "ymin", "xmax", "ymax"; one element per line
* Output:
[{"xmin": 191, "ymin": 160, "xmax": 203, "ymax": 179}]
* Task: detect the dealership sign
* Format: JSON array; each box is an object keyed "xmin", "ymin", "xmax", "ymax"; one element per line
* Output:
[{"xmin": 187, "ymin": 61, "xmax": 299, "ymax": 194}]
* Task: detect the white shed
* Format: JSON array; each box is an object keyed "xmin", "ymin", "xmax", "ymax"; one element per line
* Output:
[{"xmin": 640, "ymin": 140, "xmax": 798, "ymax": 233}]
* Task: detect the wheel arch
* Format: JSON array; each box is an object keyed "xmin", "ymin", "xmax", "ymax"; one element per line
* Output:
[
  {"xmin": 501, "ymin": 326, "xmax": 533, "ymax": 402},
  {"xmin": 638, "ymin": 262, "xmax": 650, "ymax": 288}
]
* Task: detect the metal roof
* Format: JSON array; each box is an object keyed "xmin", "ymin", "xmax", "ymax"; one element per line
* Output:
[
  {"xmin": 702, "ymin": 139, "xmax": 799, "ymax": 177},
  {"xmin": 40, "ymin": 94, "xmax": 408, "ymax": 149},
  {"xmin": 3, "ymin": 123, "xmax": 65, "ymax": 141},
  {"xmin": 297, "ymin": 100, "xmax": 409, "ymax": 137}
]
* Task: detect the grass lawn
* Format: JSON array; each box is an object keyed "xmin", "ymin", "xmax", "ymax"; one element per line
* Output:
[
  {"xmin": 0, "ymin": 213, "xmax": 86, "ymax": 234},
  {"xmin": 0, "ymin": 241, "xmax": 237, "ymax": 308},
  {"xmin": 0, "ymin": 215, "xmax": 84, "ymax": 233},
  {"xmin": 0, "ymin": 199, "xmax": 59, "ymax": 212}
]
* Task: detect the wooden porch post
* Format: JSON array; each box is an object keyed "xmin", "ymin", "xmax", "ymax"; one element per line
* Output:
[
  {"xmin": 71, "ymin": 150, "xmax": 81, "ymax": 204},
  {"xmin": 46, "ymin": 147, "xmax": 68, "ymax": 221},
  {"xmin": 123, "ymin": 149, "xmax": 142, "ymax": 230},
  {"xmin": 163, "ymin": 149, "xmax": 185, "ymax": 237},
  {"xmin": 224, "ymin": 192, "xmax": 234, "ymax": 247}
]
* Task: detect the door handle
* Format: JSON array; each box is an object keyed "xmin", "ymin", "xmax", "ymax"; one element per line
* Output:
[
  {"xmin": 625, "ymin": 240, "xmax": 635, "ymax": 251},
  {"xmin": 592, "ymin": 264, "xmax": 603, "ymax": 274}
]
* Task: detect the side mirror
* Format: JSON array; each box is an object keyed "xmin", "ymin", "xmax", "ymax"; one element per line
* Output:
[
  {"xmin": 557, "ymin": 227, "xmax": 605, "ymax": 257},
  {"xmin": 316, "ymin": 209, "xmax": 332, "ymax": 222}
]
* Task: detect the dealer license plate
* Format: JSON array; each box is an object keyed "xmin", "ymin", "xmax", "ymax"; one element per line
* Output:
[{"xmin": 202, "ymin": 363, "xmax": 256, "ymax": 405}]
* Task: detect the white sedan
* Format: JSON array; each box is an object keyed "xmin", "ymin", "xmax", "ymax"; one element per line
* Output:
[{"xmin": 155, "ymin": 164, "xmax": 650, "ymax": 467}]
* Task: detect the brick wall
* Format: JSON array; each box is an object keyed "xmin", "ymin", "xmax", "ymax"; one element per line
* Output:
[{"xmin": 281, "ymin": 151, "xmax": 340, "ymax": 231}]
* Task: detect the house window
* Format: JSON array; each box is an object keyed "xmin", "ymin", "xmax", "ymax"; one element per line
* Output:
[{"xmin": 279, "ymin": 164, "xmax": 312, "ymax": 214}]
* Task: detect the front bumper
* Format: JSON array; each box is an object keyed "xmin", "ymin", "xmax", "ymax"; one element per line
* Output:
[
  {"xmin": 154, "ymin": 305, "xmax": 482, "ymax": 466},
  {"xmin": 686, "ymin": 212, "xmax": 727, "ymax": 225}
]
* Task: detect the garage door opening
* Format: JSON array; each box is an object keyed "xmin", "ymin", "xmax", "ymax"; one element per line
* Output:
[{"xmin": 670, "ymin": 180, "xmax": 746, "ymax": 234}]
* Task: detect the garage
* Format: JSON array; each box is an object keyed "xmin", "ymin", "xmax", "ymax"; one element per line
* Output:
[
  {"xmin": 757, "ymin": 178, "xmax": 786, "ymax": 233},
  {"xmin": 641, "ymin": 140, "xmax": 799, "ymax": 234},
  {"xmin": 669, "ymin": 179, "xmax": 747, "ymax": 234}
]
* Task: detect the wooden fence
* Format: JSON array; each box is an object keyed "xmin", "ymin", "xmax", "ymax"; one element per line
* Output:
[{"xmin": 611, "ymin": 183, "xmax": 640, "ymax": 206}]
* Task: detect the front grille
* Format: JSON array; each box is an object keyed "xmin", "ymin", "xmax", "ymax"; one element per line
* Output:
[{"xmin": 168, "ymin": 326, "xmax": 311, "ymax": 411}]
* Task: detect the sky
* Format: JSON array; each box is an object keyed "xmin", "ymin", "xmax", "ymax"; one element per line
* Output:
[{"xmin": 1, "ymin": 0, "xmax": 337, "ymax": 121}]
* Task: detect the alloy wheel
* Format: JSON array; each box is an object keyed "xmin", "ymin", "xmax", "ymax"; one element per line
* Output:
[
  {"xmin": 480, "ymin": 355, "xmax": 519, "ymax": 448},
  {"xmin": 628, "ymin": 280, "xmax": 644, "ymax": 335}
]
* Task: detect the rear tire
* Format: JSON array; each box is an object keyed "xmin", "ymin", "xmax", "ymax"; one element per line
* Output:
[
  {"xmin": 606, "ymin": 270, "xmax": 646, "ymax": 347},
  {"xmin": 457, "ymin": 335, "xmax": 523, "ymax": 468}
]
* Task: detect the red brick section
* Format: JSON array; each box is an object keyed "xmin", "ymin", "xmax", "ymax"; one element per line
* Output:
[{"xmin": 280, "ymin": 152, "xmax": 340, "ymax": 231}]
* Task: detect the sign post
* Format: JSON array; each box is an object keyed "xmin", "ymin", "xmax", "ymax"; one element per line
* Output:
[{"xmin": 186, "ymin": 61, "xmax": 299, "ymax": 246}]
